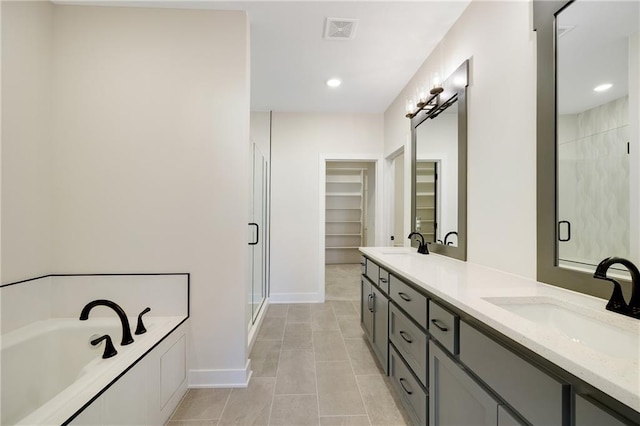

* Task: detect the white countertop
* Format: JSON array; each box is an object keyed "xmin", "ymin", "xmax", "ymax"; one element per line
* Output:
[{"xmin": 360, "ymin": 247, "xmax": 640, "ymax": 413}]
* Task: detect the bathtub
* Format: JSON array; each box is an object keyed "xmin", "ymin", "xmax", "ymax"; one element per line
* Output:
[{"xmin": 1, "ymin": 315, "xmax": 186, "ymax": 425}]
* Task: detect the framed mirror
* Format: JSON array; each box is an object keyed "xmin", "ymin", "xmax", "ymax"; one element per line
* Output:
[
  {"xmin": 535, "ymin": 0, "xmax": 639, "ymax": 299},
  {"xmin": 410, "ymin": 60, "xmax": 468, "ymax": 261}
]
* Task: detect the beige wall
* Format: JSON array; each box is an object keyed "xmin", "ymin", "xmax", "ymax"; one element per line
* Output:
[
  {"xmin": 2, "ymin": 3, "xmax": 251, "ymax": 385},
  {"xmin": 1, "ymin": 1, "xmax": 54, "ymax": 282},
  {"xmin": 384, "ymin": 0, "xmax": 537, "ymax": 278}
]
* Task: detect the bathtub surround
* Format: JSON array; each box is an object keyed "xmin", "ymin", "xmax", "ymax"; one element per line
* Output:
[
  {"xmin": 0, "ymin": 273, "xmax": 189, "ymax": 424},
  {"xmin": 1, "ymin": 273, "xmax": 189, "ymax": 334},
  {"xmin": 1, "ymin": 2, "xmax": 250, "ymax": 388}
]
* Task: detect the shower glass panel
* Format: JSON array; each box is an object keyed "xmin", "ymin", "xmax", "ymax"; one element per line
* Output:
[{"xmin": 249, "ymin": 143, "xmax": 268, "ymax": 324}]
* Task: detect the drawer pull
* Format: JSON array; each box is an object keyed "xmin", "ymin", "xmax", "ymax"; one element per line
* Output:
[
  {"xmin": 399, "ymin": 330, "xmax": 413, "ymax": 344},
  {"xmin": 398, "ymin": 292, "xmax": 412, "ymax": 302},
  {"xmin": 399, "ymin": 378, "xmax": 413, "ymax": 395},
  {"xmin": 380, "ymin": 277, "xmax": 388, "ymax": 283},
  {"xmin": 431, "ymin": 318, "xmax": 448, "ymax": 332}
]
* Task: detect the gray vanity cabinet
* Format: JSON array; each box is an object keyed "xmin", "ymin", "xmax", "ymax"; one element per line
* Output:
[
  {"xmin": 575, "ymin": 395, "xmax": 626, "ymax": 426},
  {"xmin": 361, "ymin": 277, "xmax": 374, "ymax": 341},
  {"xmin": 497, "ymin": 406, "xmax": 523, "ymax": 426},
  {"xmin": 371, "ymin": 284, "xmax": 389, "ymax": 369},
  {"xmin": 459, "ymin": 322, "xmax": 567, "ymax": 426},
  {"xmin": 429, "ymin": 341, "xmax": 498, "ymax": 426},
  {"xmin": 360, "ymin": 260, "xmax": 389, "ymax": 373}
]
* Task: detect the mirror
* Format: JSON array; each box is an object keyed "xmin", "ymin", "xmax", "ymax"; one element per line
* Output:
[
  {"xmin": 411, "ymin": 60, "xmax": 468, "ymax": 261},
  {"xmin": 535, "ymin": 0, "xmax": 639, "ymax": 298}
]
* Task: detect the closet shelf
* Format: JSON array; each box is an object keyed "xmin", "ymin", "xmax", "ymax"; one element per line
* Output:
[
  {"xmin": 326, "ymin": 233, "xmax": 362, "ymax": 237},
  {"xmin": 326, "ymin": 246, "xmax": 361, "ymax": 250},
  {"xmin": 326, "ymin": 193, "xmax": 363, "ymax": 197}
]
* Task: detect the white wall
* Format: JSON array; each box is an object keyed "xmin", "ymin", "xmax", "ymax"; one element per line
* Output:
[
  {"xmin": 629, "ymin": 32, "xmax": 639, "ymax": 263},
  {"xmin": 1, "ymin": 1, "xmax": 54, "ymax": 283},
  {"xmin": 416, "ymin": 110, "xmax": 458, "ymax": 242},
  {"xmin": 2, "ymin": 3, "xmax": 251, "ymax": 387},
  {"xmin": 384, "ymin": 0, "xmax": 537, "ymax": 278},
  {"xmin": 270, "ymin": 112, "xmax": 383, "ymax": 302}
]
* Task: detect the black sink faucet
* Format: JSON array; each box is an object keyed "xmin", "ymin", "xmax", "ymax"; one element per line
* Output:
[
  {"xmin": 79, "ymin": 299, "xmax": 135, "ymax": 345},
  {"xmin": 593, "ymin": 257, "xmax": 640, "ymax": 319},
  {"xmin": 408, "ymin": 232, "xmax": 429, "ymax": 254}
]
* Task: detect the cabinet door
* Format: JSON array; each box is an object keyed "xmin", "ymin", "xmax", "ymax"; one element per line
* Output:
[
  {"xmin": 498, "ymin": 406, "xmax": 523, "ymax": 426},
  {"xmin": 372, "ymin": 285, "xmax": 388, "ymax": 373},
  {"xmin": 361, "ymin": 278, "xmax": 373, "ymax": 341},
  {"xmin": 575, "ymin": 395, "xmax": 626, "ymax": 426},
  {"xmin": 430, "ymin": 341, "xmax": 498, "ymax": 426}
]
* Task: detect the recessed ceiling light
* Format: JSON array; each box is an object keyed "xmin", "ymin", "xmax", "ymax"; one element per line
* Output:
[
  {"xmin": 593, "ymin": 83, "xmax": 613, "ymax": 92},
  {"xmin": 326, "ymin": 78, "xmax": 341, "ymax": 88}
]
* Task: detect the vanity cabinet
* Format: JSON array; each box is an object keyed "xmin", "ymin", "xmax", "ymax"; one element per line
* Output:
[
  {"xmin": 360, "ymin": 257, "xmax": 389, "ymax": 372},
  {"xmin": 575, "ymin": 395, "xmax": 626, "ymax": 426},
  {"xmin": 389, "ymin": 344, "xmax": 428, "ymax": 426},
  {"xmin": 429, "ymin": 341, "xmax": 498, "ymax": 426},
  {"xmin": 459, "ymin": 322, "xmax": 567, "ymax": 426}
]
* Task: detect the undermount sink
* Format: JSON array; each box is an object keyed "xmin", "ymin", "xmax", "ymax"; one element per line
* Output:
[{"xmin": 483, "ymin": 297, "xmax": 639, "ymax": 359}]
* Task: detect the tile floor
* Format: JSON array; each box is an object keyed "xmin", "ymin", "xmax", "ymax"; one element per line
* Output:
[{"xmin": 167, "ymin": 265, "xmax": 410, "ymax": 426}]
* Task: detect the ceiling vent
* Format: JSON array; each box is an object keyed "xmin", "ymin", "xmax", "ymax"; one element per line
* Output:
[
  {"xmin": 324, "ymin": 18, "xmax": 358, "ymax": 40},
  {"xmin": 557, "ymin": 25, "xmax": 576, "ymax": 38}
]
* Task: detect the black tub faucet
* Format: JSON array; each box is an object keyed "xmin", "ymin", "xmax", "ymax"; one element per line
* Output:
[
  {"xmin": 408, "ymin": 232, "xmax": 429, "ymax": 254},
  {"xmin": 80, "ymin": 299, "xmax": 135, "ymax": 345},
  {"xmin": 91, "ymin": 334, "xmax": 118, "ymax": 359},
  {"xmin": 593, "ymin": 257, "xmax": 640, "ymax": 319}
]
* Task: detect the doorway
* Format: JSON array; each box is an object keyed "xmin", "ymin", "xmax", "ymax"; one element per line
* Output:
[{"xmin": 322, "ymin": 159, "xmax": 378, "ymax": 301}]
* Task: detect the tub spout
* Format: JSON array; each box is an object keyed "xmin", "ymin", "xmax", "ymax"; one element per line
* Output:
[{"xmin": 80, "ymin": 299, "xmax": 134, "ymax": 345}]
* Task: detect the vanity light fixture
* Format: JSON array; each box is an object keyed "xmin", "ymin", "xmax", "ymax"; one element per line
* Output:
[
  {"xmin": 406, "ymin": 72, "xmax": 447, "ymax": 118},
  {"xmin": 593, "ymin": 83, "xmax": 613, "ymax": 92},
  {"xmin": 430, "ymin": 72, "xmax": 444, "ymax": 95},
  {"xmin": 326, "ymin": 78, "xmax": 341, "ymax": 88}
]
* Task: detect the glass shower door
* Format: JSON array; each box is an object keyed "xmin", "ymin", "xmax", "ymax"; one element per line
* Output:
[{"xmin": 249, "ymin": 143, "xmax": 268, "ymax": 324}]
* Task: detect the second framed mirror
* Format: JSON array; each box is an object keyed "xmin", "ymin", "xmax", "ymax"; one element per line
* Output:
[{"xmin": 410, "ymin": 60, "xmax": 469, "ymax": 261}]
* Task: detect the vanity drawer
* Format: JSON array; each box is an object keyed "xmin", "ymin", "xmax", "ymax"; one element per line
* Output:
[
  {"xmin": 389, "ymin": 304, "xmax": 427, "ymax": 387},
  {"xmin": 365, "ymin": 259, "xmax": 380, "ymax": 286},
  {"xmin": 378, "ymin": 266, "xmax": 390, "ymax": 294},
  {"xmin": 389, "ymin": 275, "xmax": 427, "ymax": 326},
  {"xmin": 389, "ymin": 344, "xmax": 427, "ymax": 426},
  {"xmin": 459, "ymin": 321, "xmax": 568, "ymax": 426},
  {"xmin": 428, "ymin": 300, "xmax": 459, "ymax": 355}
]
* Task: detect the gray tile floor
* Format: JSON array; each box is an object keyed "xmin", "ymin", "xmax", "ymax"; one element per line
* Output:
[{"xmin": 168, "ymin": 265, "xmax": 409, "ymax": 426}]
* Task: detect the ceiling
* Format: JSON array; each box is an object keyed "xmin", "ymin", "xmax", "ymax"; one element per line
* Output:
[
  {"xmin": 557, "ymin": 0, "xmax": 638, "ymax": 115},
  {"xmin": 55, "ymin": 1, "xmax": 471, "ymax": 113}
]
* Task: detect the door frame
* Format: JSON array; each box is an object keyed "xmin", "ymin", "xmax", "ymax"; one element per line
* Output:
[
  {"xmin": 384, "ymin": 136, "xmax": 412, "ymax": 248},
  {"xmin": 318, "ymin": 154, "xmax": 383, "ymax": 301}
]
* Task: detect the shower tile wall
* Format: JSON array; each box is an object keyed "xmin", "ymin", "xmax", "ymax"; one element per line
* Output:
[{"xmin": 558, "ymin": 96, "xmax": 630, "ymax": 266}]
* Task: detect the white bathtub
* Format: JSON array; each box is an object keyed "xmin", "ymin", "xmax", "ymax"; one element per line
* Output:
[{"xmin": 1, "ymin": 316, "xmax": 185, "ymax": 425}]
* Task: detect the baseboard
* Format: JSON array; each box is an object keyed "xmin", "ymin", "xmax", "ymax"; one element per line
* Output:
[
  {"xmin": 188, "ymin": 360, "xmax": 252, "ymax": 388},
  {"xmin": 269, "ymin": 292, "xmax": 324, "ymax": 303}
]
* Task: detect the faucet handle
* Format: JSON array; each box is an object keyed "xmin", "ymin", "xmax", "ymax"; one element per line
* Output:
[
  {"xmin": 135, "ymin": 307, "xmax": 151, "ymax": 335},
  {"xmin": 91, "ymin": 334, "xmax": 118, "ymax": 359}
]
